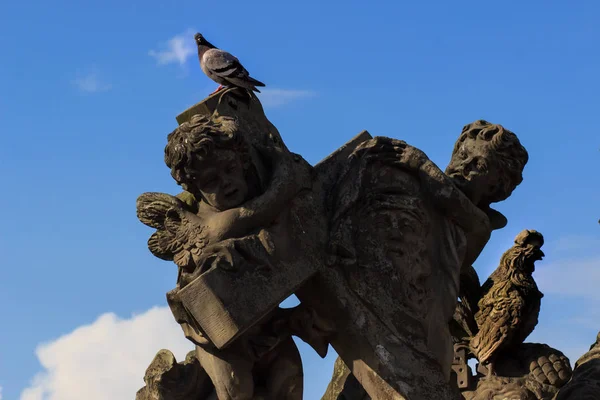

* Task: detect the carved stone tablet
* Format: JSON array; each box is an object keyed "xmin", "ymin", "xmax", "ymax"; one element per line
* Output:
[
  {"xmin": 178, "ymin": 241, "xmax": 318, "ymax": 349},
  {"xmin": 176, "ymin": 130, "xmax": 372, "ymax": 349}
]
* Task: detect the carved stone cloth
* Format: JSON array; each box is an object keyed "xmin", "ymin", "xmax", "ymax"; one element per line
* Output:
[{"xmin": 329, "ymin": 151, "xmax": 468, "ymax": 379}]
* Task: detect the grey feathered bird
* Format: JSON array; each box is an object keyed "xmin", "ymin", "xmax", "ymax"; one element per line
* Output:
[{"xmin": 194, "ymin": 33, "xmax": 265, "ymax": 94}]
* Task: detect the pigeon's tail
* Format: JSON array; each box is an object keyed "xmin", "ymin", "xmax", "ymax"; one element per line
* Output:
[{"xmin": 247, "ymin": 76, "xmax": 266, "ymax": 87}]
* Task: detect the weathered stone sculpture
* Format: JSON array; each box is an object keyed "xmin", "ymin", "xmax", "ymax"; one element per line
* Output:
[
  {"xmin": 447, "ymin": 230, "xmax": 574, "ymax": 400},
  {"xmin": 322, "ymin": 230, "xmax": 576, "ymax": 400},
  {"xmin": 136, "ymin": 349, "xmax": 216, "ymax": 400},
  {"xmin": 471, "ymin": 229, "xmax": 546, "ymax": 375},
  {"xmin": 137, "ymin": 96, "xmax": 321, "ymax": 399},
  {"xmin": 320, "ymin": 343, "xmax": 574, "ymax": 400},
  {"xmin": 321, "ymin": 357, "xmax": 369, "ymax": 400},
  {"xmin": 137, "ymin": 86, "xmax": 541, "ymax": 400},
  {"xmin": 319, "ymin": 122, "xmax": 531, "ymax": 400},
  {"xmin": 461, "ymin": 342, "xmax": 572, "ymax": 400},
  {"xmin": 311, "ymin": 120, "xmax": 530, "ymax": 399}
]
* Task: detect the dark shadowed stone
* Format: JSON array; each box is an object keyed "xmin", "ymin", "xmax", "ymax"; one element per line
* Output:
[
  {"xmin": 135, "ymin": 349, "xmax": 215, "ymax": 400},
  {"xmin": 555, "ymin": 332, "xmax": 600, "ymax": 400}
]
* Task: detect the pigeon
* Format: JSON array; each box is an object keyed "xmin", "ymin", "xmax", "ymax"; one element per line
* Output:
[{"xmin": 194, "ymin": 33, "xmax": 265, "ymax": 94}]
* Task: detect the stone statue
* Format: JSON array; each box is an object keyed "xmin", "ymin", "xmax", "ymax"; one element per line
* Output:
[
  {"xmin": 136, "ymin": 84, "xmax": 586, "ymax": 400},
  {"xmin": 322, "ymin": 229, "xmax": 575, "ymax": 400},
  {"xmin": 326, "ymin": 121, "xmax": 529, "ymax": 379},
  {"xmin": 321, "ymin": 357, "xmax": 369, "ymax": 400},
  {"xmin": 461, "ymin": 342, "xmax": 572, "ymax": 400},
  {"xmin": 135, "ymin": 349, "xmax": 216, "ymax": 400},
  {"xmin": 137, "ymin": 105, "xmax": 319, "ymax": 399},
  {"xmin": 447, "ymin": 230, "xmax": 573, "ymax": 400},
  {"xmin": 451, "ymin": 120, "xmax": 533, "ymax": 347},
  {"xmin": 319, "ymin": 121, "xmax": 530, "ymax": 400},
  {"xmin": 322, "ymin": 330, "xmax": 600, "ymax": 400},
  {"xmin": 471, "ymin": 229, "xmax": 546, "ymax": 376}
]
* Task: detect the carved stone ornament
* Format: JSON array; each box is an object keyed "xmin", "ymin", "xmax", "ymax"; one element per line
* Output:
[{"xmin": 135, "ymin": 86, "xmax": 589, "ymax": 400}]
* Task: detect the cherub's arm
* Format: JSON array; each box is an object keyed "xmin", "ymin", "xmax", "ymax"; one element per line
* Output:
[
  {"xmin": 417, "ymin": 158, "xmax": 492, "ymax": 268},
  {"xmin": 242, "ymin": 143, "xmax": 311, "ymax": 220},
  {"xmin": 206, "ymin": 144, "xmax": 312, "ymax": 241},
  {"xmin": 416, "ymin": 164, "xmax": 491, "ymax": 269}
]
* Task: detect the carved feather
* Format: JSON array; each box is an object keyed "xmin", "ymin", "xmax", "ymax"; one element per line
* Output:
[
  {"xmin": 137, "ymin": 191, "xmax": 209, "ymax": 273},
  {"xmin": 148, "ymin": 230, "xmax": 181, "ymax": 261},
  {"xmin": 470, "ymin": 233, "xmax": 544, "ymax": 366},
  {"xmin": 136, "ymin": 192, "xmax": 186, "ymax": 229},
  {"xmin": 471, "ymin": 288, "xmax": 524, "ymax": 363}
]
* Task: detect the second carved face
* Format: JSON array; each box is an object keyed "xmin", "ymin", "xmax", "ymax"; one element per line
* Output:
[{"xmin": 445, "ymin": 135, "xmax": 499, "ymax": 206}]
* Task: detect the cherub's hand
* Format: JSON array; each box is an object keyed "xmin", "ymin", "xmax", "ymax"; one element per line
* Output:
[
  {"xmin": 290, "ymin": 152, "xmax": 313, "ymax": 192},
  {"xmin": 529, "ymin": 351, "xmax": 572, "ymax": 387},
  {"xmin": 194, "ymin": 241, "xmax": 240, "ymax": 276},
  {"xmin": 255, "ymin": 142, "xmax": 313, "ymax": 194},
  {"xmin": 351, "ymin": 136, "xmax": 430, "ymax": 171},
  {"xmin": 202, "ymin": 207, "xmax": 244, "ymax": 243}
]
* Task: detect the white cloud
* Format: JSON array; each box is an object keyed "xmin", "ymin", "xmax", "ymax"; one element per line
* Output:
[
  {"xmin": 0, "ymin": 385, "xmax": 3, "ymax": 400},
  {"xmin": 149, "ymin": 29, "xmax": 196, "ymax": 66},
  {"xmin": 20, "ymin": 307, "xmax": 192, "ymax": 400},
  {"xmin": 257, "ymin": 88, "xmax": 316, "ymax": 108},
  {"xmin": 72, "ymin": 72, "xmax": 112, "ymax": 93}
]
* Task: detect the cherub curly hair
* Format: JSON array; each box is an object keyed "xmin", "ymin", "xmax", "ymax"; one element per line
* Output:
[
  {"xmin": 164, "ymin": 113, "xmax": 251, "ymax": 195},
  {"xmin": 449, "ymin": 119, "xmax": 529, "ymax": 204}
]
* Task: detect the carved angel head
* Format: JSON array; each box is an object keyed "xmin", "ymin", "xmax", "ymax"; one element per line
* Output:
[
  {"xmin": 445, "ymin": 120, "xmax": 529, "ymax": 207},
  {"xmin": 165, "ymin": 113, "xmax": 257, "ymax": 210}
]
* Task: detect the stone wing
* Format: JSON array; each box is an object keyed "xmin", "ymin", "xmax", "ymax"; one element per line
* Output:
[
  {"xmin": 471, "ymin": 288, "xmax": 525, "ymax": 363},
  {"xmin": 136, "ymin": 192, "xmax": 189, "ymax": 262}
]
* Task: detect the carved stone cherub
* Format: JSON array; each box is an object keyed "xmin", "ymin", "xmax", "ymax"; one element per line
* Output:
[
  {"xmin": 450, "ymin": 121, "xmax": 531, "ymax": 344},
  {"xmin": 470, "ymin": 229, "xmax": 546, "ymax": 376},
  {"xmin": 137, "ymin": 112, "xmax": 317, "ymax": 400},
  {"xmin": 324, "ymin": 120, "xmax": 529, "ymax": 399}
]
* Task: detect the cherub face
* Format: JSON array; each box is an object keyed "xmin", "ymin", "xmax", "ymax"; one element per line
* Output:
[
  {"xmin": 189, "ymin": 149, "xmax": 249, "ymax": 210},
  {"xmin": 445, "ymin": 135, "xmax": 499, "ymax": 206}
]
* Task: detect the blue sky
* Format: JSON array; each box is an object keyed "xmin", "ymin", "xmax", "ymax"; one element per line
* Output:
[{"xmin": 1, "ymin": 0, "xmax": 599, "ymax": 399}]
